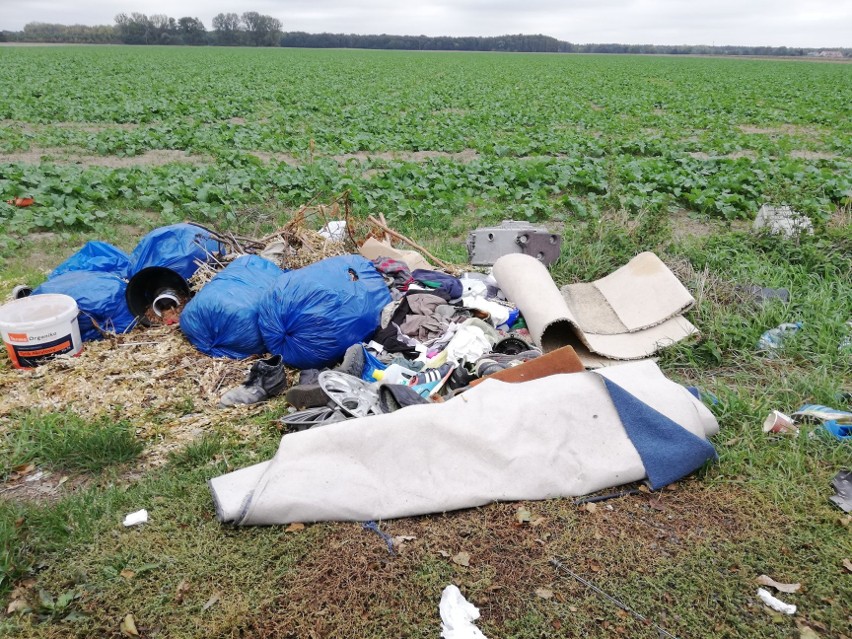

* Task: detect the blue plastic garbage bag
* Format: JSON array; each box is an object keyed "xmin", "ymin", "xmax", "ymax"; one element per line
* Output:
[
  {"xmin": 50, "ymin": 241, "xmax": 132, "ymax": 279},
  {"xmin": 130, "ymin": 223, "xmax": 223, "ymax": 280},
  {"xmin": 32, "ymin": 271, "xmax": 136, "ymax": 341},
  {"xmin": 258, "ymin": 255, "xmax": 392, "ymax": 369},
  {"xmin": 181, "ymin": 256, "xmax": 285, "ymax": 359}
]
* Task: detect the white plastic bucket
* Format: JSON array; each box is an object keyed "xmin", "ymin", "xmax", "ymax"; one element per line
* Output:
[{"xmin": 0, "ymin": 293, "xmax": 83, "ymax": 369}]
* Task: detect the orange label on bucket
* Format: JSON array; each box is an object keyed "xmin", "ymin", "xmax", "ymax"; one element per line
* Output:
[
  {"xmin": 7, "ymin": 332, "xmax": 28, "ymax": 343},
  {"xmin": 18, "ymin": 341, "xmax": 71, "ymax": 358},
  {"xmin": 9, "ymin": 334, "xmax": 76, "ymax": 368}
]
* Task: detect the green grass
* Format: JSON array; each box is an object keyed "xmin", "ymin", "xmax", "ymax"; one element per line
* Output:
[
  {"xmin": 0, "ymin": 214, "xmax": 847, "ymax": 638},
  {"xmin": 0, "ymin": 412, "xmax": 143, "ymax": 476}
]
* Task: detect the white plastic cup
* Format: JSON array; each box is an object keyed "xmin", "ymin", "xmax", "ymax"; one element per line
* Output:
[{"xmin": 762, "ymin": 410, "xmax": 797, "ymax": 434}]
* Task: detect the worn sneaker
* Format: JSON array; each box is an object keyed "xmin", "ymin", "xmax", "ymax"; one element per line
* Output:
[
  {"xmin": 219, "ymin": 355, "xmax": 287, "ymax": 407},
  {"xmin": 409, "ymin": 362, "xmax": 454, "ymax": 386},
  {"xmin": 474, "ymin": 358, "xmax": 505, "ymax": 377}
]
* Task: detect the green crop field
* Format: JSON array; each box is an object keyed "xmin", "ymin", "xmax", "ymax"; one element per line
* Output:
[
  {"xmin": 0, "ymin": 46, "xmax": 850, "ymax": 237},
  {"xmin": 0, "ymin": 46, "xmax": 850, "ymax": 639}
]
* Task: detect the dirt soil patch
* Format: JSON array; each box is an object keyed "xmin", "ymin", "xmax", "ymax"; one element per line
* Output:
[
  {"xmin": 332, "ymin": 149, "xmax": 480, "ymax": 163},
  {"xmin": 687, "ymin": 150, "xmax": 757, "ymax": 160},
  {"xmin": 0, "ymin": 148, "xmax": 208, "ymax": 167},
  {"xmin": 0, "ymin": 468, "xmax": 96, "ymax": 505},
  {"xmin": 789, "ymin": 150, "xmax": 840, "ymax": 160},
  {"xmin": 245, "ymin": 151, "xmax": 300, "ymax": 165},
  {"xmin": 1, "ymin": 120, "xmax": 141, "ymax": 133},
  {"xmin": 737, "ymin": 124, "xmax": 824, "ymax": 138},
  {"xmin": 668, "ymin": 209, "xmax": 719, "ymax": 240},
  {"xmin": 432, "ymin": 108, "xmax": 469, "ymax": 116},
  {"xmin": 238, "ymin": 481, "xmax": 774, "ymax": 638}
]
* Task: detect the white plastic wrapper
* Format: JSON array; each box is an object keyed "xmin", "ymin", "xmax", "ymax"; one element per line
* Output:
[
  {"xmin": 318, "ymin": 221, "xmax": 347, "ymax": 242},
  {"xmin": 440, "ymin": 585, "xmax": 490, "ymax": 639}
]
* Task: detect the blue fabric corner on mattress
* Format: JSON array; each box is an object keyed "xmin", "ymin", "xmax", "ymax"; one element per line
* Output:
[{"xmin": 601, "ymin": 377, "xmax": 717, "ymax": 490}]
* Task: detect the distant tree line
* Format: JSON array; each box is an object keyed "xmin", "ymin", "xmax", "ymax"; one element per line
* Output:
[
  {"xmin": 3, "ymin": 22, "xmax": 118, "ymax": 44},
  {"xmin": 0, "ymin": 12, "xmax": 282, "ymax": 47},
  {"xmin": 112, "ymin": 12, "xmax": 281, "ymax": 46},
  {"xmin": 1, "ymin": 19, "xmax": 849, "ymax": 57},
  {"xmin": 280, "ymin": 32, "xmax": 563, "ymax": 52}
]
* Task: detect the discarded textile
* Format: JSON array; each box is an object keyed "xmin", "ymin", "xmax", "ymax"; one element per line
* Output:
[
  {"xmin": 371, "ymin": 257, "xmax": 413, "ymax": 296},
  {"xmin": 411, "ymin": 269, "xmax": 463, "ymax": 300},
  {"xmin": 209, "ymin": 360, "xmax": 718, "ymax": 525},
  {"xmin": 372, "ymin": 290, "xmax": 453, "ymax": 357},
  {"xmin": 377, "ymin": 383, "xmax": 430, "ymax": 413},
  {"xmin": 399, "ymin": 294, "xmax": 451, "ymax": 341},
  {"xmin": 258, "ymin": 255, "xmax": 391, "ymax": 369},
  {"xmin": 443, "ymin": 318, "xmax": 498, "ymax": 364},
  {"xmin": 32, "ymin": 271, "xmax": 135, "ymax": 341},
  {"xmin": 492, "ymin": 252, "xmax": 696, "ymax": 364},
  {"xmin": 180, "ymin": 256, "xmax": 285, "ymax": 359}
]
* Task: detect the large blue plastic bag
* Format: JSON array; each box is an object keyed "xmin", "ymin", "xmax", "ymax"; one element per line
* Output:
[
  {"xmin": 32, "ymin": 271, "xmax": 136, "ymax": 341},
  {"xmin": 258, "ymin": 255, "xmax": 391, "ymax": 369},
  {"xmin": 50, "ymin": 241, "xmax": 132, "ymax": 279},
  {"xmin": 129, "ymin": 223, "xmax": 223, "ymax": 280},
  {"xmin": 180, "ymin": 256, "xmax": 285, "ymax": 359}
]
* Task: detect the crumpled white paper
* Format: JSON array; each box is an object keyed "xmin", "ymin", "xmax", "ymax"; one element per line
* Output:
[
  {"xmin": 757, "ymin": 587, "xmax": 796, "ymax": 615},
  {"xmin": 123, "ymin": 509, "xmax": 149, "ymax": 527},
  {"xmin": 440, "ymin": 584, "xmax": 490, "ymax": 639}
]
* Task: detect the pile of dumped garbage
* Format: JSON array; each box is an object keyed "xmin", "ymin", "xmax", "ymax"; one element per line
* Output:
[{"xmin": 0, "ymin": 204, "xmax": 728, "ymax": 526}]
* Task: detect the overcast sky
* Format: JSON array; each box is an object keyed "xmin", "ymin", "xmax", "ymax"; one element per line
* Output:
[{"xmin": 1, "ymin": 0, "xmax": 850, "ymax": 47}]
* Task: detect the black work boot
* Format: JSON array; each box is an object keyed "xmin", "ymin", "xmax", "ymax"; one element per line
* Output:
[
  {"xmin": 219, "ymin": 355, "xmax": 287, "ymax": 407},
  {"xmin": 285, "ymin": 344, "xmax": 366, "ymax": 410}
]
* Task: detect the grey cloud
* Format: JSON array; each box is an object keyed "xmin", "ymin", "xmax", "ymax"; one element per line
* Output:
[{"xmin": 0, "ymin": 0, "xmax": 849, "ymax": 46}]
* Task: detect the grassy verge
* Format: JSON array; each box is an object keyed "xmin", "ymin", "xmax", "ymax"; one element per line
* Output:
[
  {"xmin": 1, "ymin": 412, "xmax": 143, "ymax": 476},
  {"xmin": 0, "ymin": 207, "xmax": 849, "ymax": 638}
]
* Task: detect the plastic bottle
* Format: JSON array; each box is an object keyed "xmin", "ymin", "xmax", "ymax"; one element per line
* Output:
[
  {"xmin": 372, "ymin": 364, "xmax": 416, "ymax": 385},
  {"xmin": 757, "ymin": 321, "xmax": 802, "ymax": 357}
]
